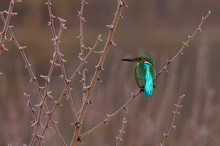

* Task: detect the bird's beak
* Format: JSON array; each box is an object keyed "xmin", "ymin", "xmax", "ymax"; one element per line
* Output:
[{"xmin": 121, "ymin": 58, "xmax": 137, "ymax": 62}]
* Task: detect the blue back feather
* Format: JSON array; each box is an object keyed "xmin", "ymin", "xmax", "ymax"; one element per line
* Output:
[{"xmin": 144, "ymin": 64, "xmax": 154, "ymax": 97}]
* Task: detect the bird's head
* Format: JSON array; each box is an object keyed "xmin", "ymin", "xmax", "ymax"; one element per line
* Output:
[{"xmin": 121, "ymin": 54, "xmax": 154, "ymax": 66}]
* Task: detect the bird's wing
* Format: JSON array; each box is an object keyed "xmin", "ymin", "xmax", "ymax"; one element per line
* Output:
[{"xmin": 134, "ymin": 66, "xmax": 145, "ymax": 89}]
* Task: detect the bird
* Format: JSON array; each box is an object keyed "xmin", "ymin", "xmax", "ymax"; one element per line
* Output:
[{"xmin": 121, "ymin": 54, "xmax": 156, "ymax": 97}]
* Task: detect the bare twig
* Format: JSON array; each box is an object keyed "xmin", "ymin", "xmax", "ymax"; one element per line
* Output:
[
  {"xmin": 0, "ymin": 0, "xmax": 16, "ymax": 53},
  {"xmin": 80, "ymin": 90, "xmax": 141, "ymax": 139},
  {"xmin": 116, "ymin": 117, "xmax": 127, "ymax": 146},
  {"xmin": 35, "ymin": 1, "xmax": 68, "ymax": 146},
  {"xmin": 78, "ymin": 0, "xmax": 88, "ymax": 104},
  {"xmin": 156, "ymin": 10, "xmax": 211, "ymax": 80},
  {"xmin": 160, "ymin": 94, "xmax": 185, "ymax": 146},
  {"xmin": 24, "ymin": 93, "xmax": 37, "ymax": 123},
  {"xmin": 70, "ymin": 1, "xmax": 127, "ymax": 146}
]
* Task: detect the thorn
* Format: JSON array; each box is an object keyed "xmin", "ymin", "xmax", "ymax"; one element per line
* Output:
[
  {"xmin": 29, "ymin": 76, "xmax": 37, "ymax": 82},
  {"xmin": 36, "ymin": 134, "xmax": 44, "ymax": 140},
  {"xmin": 57, "ymin": 17, "xmax": 66, "ymax": 23},
  {"xmin": 61, "ymin": 59, "xmax": 67, "ymax": 62},
  {"xmin": 97, "ymin": 77, "xmax": 102, "ymax": 82},
  {"xmin": 81, "ymin": 17, "xmax": 86, "ymax": 22},
  {"xmin": 9, "ymin": 37, "xmax": 13, "ymax": 41},
  {"xmin": 74, "ymin": 121, "xmax": 81, "ymax": 127},
  {"xmin": 98, "ymin": 34, "xmax": 102, "ymax": 41},
  {"xmin": 39, "ymin": 86, "xmax": 45, "ymax": 90},
  {"xmin": 62, "ymin": 24, "xmax": 67, "ymax": 29},
  {"xmin": 78, "ymin": 11, "xmax": 81, "ymax": 17},
  {"xmin": 47, "ymin": 91, "xmax": 53, "ymax": 98},
  {"xmin": 48, "ymin": 22, "xmax": 51, "ymax": 26},
  {"xmin": 50, "ymin": 60, "xmax": 61, "ymax": 67},
  {"xmin": 163, "ymin": 133, "xmax": 168, "ymax": 137},
  {"xmin": 94, "ymin": 50, "xmax": 103, "ymax": 54},
  {"xmin": 76, "ymin": 34, "xmax": 81, "ymax": 39},
  {"xmin": 35, "ymin": 101, "xmax": 43, "ymax": 108},
  {"xmin": 180, "ymin": 94, "xmax": 185, "ymax": 99},
  {"xmin": 65, "ymin": 78, "xmax": 71, "ymax": 84},
  {"xmin": 51, "ymin": 14, "xmax": 56, "ymax": 19},
  {"xmin": 83, "ymin": 0, "xmax": 89, "ymax": 5},
  {"xmin": 183, "ymin": 41, "xmax": 189, "ymax": 47},
  {"xmin": 188, "ymin": 35, "xmax": 192, "ymax": 40},
  {"xmin": 25, "ymin": 63, "xmax": 31, "ymax": 68},
  {"xmin": 40, "ymin": 75, "xmax": 50, "ymax": 83},
  {"xmin": 110, "ymin": 40, "xmax": 117, "ymax": 46},
  {"xmin": 19, "ymin": 46, "xmax": 27, "ymax": 50},
  {"xmin": 123, "ymin": 106, "xmax": 128, "ymax": 112},
  {"xmin": 59, "ymin": 74, "xmax": 64, "ymax": 79},
  {"xmin": 11, "ymin": 12, "xmax": 18, "ymax": 16},
  {"xmin": 51, "ymin": 36, "xmax": 58, "ymax": 41},
  {"xmin": 54, "ymin": 100, "xmax": 63, "ymax": 107},
  {"xmin": 106, "ymin": 24, "xmax": 114, "ymax": 29},
  {"xmin": 175, "ymin": 104, "xmax": 183, "ymax": 108},
  {"xmin": 31, "ymin": 120, "xmax": 38, "ymax": 127},
  {"xmin": 45, "ymin": 2, "xmax": 52, "ymax": 5},
  {"xmin": 0, "ymin": 45, "xmax": 9, "ymax": 52},
  {"xmin": 95, "ymin": 65, "xmax": 104, "ymax": 71}
]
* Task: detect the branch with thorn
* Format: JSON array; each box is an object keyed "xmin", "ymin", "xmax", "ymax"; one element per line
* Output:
[
  {"xmin": 116, "ymin": 118, "xmax": 127, "ymax": 146},
  {"xmin": 0, "ymin": 0, "xmax": 16, "ymax": 53},
  {"xmin": 70, "ymin": 1, "xmax": 127, "ymax": 146},
  {"xmin": 160, "ymin": 95, "xmax": 185, "ymax": 146},
  {"xmin": 156, "ymin": 10, "xmax": 211, "ymax": 80}
]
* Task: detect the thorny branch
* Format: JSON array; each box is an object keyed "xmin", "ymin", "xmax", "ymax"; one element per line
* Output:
[
  {"xmin": 160, "ymin": 95, "xmax": 185, "ymax": 146},
  {"xmin": 34, "ymin": 1, "xmax": 68, "ymax": 145},
  {"xmin": 24, "ymin": 93, "xmax": 37, "ymax": 123},
  {"xmin": 156, "ymin": 10, "xmax": 211, "ymax": 80},
  {"xmin": 70, "ymin": 1, "xmax": 128, "ymax": 146},
  {"xmin": 0, "ymin": 0, "xmax": 15, "ymax": 53},
  {"xmin": 78, "ymin": 0, "xmax": 88, "ymax": 104},
  {"xmin": 116, "ymin": 117, "xmax": 127, "ymax": 146}
]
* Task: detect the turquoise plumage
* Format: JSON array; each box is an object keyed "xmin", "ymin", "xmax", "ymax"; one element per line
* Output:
[
  {"xmin": 144, "ymin": 64, "xmax": 154, "ymax": 96},
  {"xmin": 121, "ymin": 54, "xmax": 156, "ymax": 98}
]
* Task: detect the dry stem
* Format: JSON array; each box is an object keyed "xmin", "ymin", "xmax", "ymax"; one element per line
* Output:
[
  {"xmin": 116, "ymin": 117, "xmax": 127, "ymax": 146},
  {"xmin": 78, "ymin": 0, "xmax": 88, "ymax": 104},
  {"xmin": 34, "ymin": 1, "xmax": 68, "ymax": 145},
  {"xmin": 156, "ymin": 10, "xmax": 211, "ymax": 80},
  {"xmin": 70, "ymin": 1, "xmax": 127, "ymax": 146},
  {"xmin": 0, "ymin": 0, "xmax": 15, "ymax": 53},
  {"xmin": 160, "ymin": 94, "xmax": 185, "ymax": 146}
]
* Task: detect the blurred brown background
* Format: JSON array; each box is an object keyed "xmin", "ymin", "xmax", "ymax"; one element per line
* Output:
[{"xmin": 0, "ymin": 0, "xmax": 220, "ymax": 146}]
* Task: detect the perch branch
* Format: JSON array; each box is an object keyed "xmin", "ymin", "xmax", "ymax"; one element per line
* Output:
[
  {"xmin": 160, "ymin": 94, "xmax": 185, "ymax": 146},
  {"xmin": 80, "ymin": 90, "xmax": 141, "ymax": 139},
  {"xmin": 156, "ymin": 10, "xmax": 211, "ymax": 80},
  {"xmin": 70, "ymin": 1, "xmax": 127, "ymax": 146}
]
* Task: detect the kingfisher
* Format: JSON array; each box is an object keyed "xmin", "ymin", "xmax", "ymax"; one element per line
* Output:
[{"xmin": 121, "ymin": 54, "xmax": 156, "ymax": 97}]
